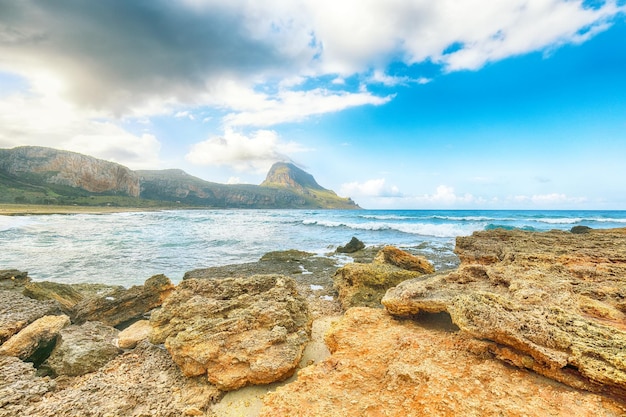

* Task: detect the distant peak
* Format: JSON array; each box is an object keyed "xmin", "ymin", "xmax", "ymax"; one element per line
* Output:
[{"xmin": 261, "ymin": 162, "xmax": 326, "ymax": 191}]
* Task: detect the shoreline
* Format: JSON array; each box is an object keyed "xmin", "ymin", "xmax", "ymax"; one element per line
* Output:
[{"xmin": 0, "ymin": 204, "xmax": 174, "ymax": 216}]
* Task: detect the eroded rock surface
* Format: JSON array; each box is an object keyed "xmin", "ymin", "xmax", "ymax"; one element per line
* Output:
[
  {"xmin": 333, "ymin": 246, "xmax": 433, "ymax": 309},
  {"xmin": 383, "ymin": 228, "xmax": 626, "ymax": 398},
  {"xmin": 150, "ymin": 275, "xmax": 310, "ymax": 391},
  {"xmin": 0, "ymin": 355, "xmax": 57, "ymax": 417},
  {"xmin": 260, "ymin": 308, "xmax": 625, "ymax": 417},
  {"xmin": 72, "ymin": 274, "xmax": 174, "ymax": 327},
  {"xmin": 5, "ymin": 341, "xmax": 220, "ymax": 417}
]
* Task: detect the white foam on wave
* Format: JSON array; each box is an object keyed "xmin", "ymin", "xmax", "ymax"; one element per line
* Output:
[
  {"xmin": 533, "ymin": 217, "xmax": 583, "ymax": 224},
  {"xmin": 303, "ymin": 219, "xmax": 479, "ymax": 238},
  {"xmin": 0, "ymin": 216, "xmax": 36, "ymax": 232},
  {"xmin": 587, "ymin": 217, "xmax": 626, "ymax": 223}
]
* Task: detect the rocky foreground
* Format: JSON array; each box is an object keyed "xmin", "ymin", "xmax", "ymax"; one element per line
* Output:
[{"xmin": 1, "ymin": 229, "xmax": 626, "ymax": 416}]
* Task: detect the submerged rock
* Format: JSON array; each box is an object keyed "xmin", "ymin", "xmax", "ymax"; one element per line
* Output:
[
  {"xmin": 336, "ymin": 236, "xmax": 365, "ymax": 253},
  {"xmin": 150, "ymin": 275, "xmax": 310, "ymax": 391},
  {"xmin": 42, "ymin": 321, "xmax": 121, "ymax": 377},
  {"xmin": 72, "ymin": 274, "xmax": 174, "ymax": 327},
  {"xmin": 383, "ymin": 228, "xmax": 626, "ymax": 398},
  {"xmin": 333, "ymin": 246, "xmax": 433, "ymax": 309},
  {"xmin": 260, "ymin": 308, "xmax": 625, "ymax": 417}
]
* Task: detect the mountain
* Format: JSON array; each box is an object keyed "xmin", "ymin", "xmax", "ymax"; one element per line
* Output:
[
  {"xmin": 0, "ymin": 146, "xmax": 360, "ymax": 209},
  {"xmin": 260, "ymin": 162, "xmax": 359, "ymax": 209}
]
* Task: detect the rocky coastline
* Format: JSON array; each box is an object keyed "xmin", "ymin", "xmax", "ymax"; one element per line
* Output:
[{"xmin": 1, "ymin": 228, "xmax": 626, "ymax": 416}]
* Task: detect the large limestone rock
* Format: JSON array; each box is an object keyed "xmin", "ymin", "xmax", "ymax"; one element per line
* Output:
[
  {"xmin": 116, "ymin": 319, "xmax": 152, "ymax": 349},
  {"xmin": 2, "ymin": 341, "xmax": 220, "ymax": 417},
  {"xmin": 150, "ymin": 275, "xmax": 310, "ymax": 391},
  {"xmin": 261, "ymin": 308, "xmax": 625, "ymax": 416},
  {"xmin": 0, "ymin": 290, "xmax": 60, "ymax": 344},
  {"xmin": 333, "ymin": 246, "xmax": 433, "ymax": 309},
  {"xmin": 72, "ymin": 274, "xmax": 174, "ymax": 327},
  {"xmin": 42, "ymin": 321, "xmax": 121, "ymax": 377},
  {"xmin": 383, "ymin": 228, "xmax": 626, "ymax": 398},
  {"xmin": 0, "ymin": 315, "xmax": 70, "ymax": 365}
]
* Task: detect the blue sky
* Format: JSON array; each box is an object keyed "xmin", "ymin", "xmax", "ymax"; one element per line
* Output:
[{"xmin": 0, "ymin": 0, "xmax": 625, "ymax": 209}]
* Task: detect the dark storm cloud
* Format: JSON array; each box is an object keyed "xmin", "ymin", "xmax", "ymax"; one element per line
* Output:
[{"xmin": 0, "ymin": 0, "xmax": 312, "ymax": 113}]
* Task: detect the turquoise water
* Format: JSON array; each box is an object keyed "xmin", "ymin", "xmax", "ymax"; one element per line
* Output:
[{"xmin": 1, "ymin": 210, "xmax": 625, "ymax": 286}]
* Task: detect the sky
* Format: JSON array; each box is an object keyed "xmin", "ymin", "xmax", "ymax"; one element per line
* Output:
[{"xmin": 0, "ymin": 0, "xmax": 625, "ymax": 209}]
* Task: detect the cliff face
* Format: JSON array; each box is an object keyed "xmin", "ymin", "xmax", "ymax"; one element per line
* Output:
[{"xmin": 0, "ymin": 146, "xmax": 140, "ymax": 197}]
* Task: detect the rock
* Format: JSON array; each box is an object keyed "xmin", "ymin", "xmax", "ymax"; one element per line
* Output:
[
  {"xmin": 150, "ymin": 275, "xmax": 310, "ymax": 391},
  {"xmin": 260, "ymin": 308, "xmax": 626, "ymax": 417},
  {"xmin": 72, "ymin": 274, "xmax": 174, "ymax": 327},
  {"xmin": 0, "ymin": 315, "xmax": 70, "ymax": 366},
  {"xmin": 0, "ymin": 269, "xmax": 29, "ymax": 290},
  {"xmin": 7, "ymin": 341, "xmax": 221, "ymax": 417},
  {"xmin": 0, "ymin": 269, "xmax": 29, "ymax": 281},
  {"xmin": 373, "ymin": 245, "xmax": 435, "ymax": 273},
  {"xmin": 23, "ymin": 281, "xmax": 85, "ymax": 313},
  {"xmin": 332, "ymin": 263, "xmax": 424, "ymax": 309},
  {"xmin": 185, "ymin": 252, "xmax": 343, "ymax": 320},
  {"xmin": 42, "ymin": 321, "xmax": 121, "ymax": 377},
  {"xmin": 259, "ymin": 249, "xmax": 314, "ymax": 262},
  {"xmin": 0, "ymin": 290, "xmax": 61, "ymax": 344},
  {"xmin": 333, "ymin": 246, "xmax": 434, "ymax": 309},
  {"xmin": 383, "ymin": 228, "xmax": 626, "ymax": 398},
  {"xmin": 336, "ymin": 236, "xmax": 365, "ymax": 253},
  {"xmin": 0, "ymin": 355, "xmax": 57, "ymax": 417},
  {"xmin": 117, "ymin": 319, "xmax": 152, "ymax": 349}
]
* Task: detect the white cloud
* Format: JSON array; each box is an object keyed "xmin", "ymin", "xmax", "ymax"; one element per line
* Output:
[
  {"xmin": 415, "ymin": 185, "xmax": 479, "ymax": 206},
  {"xmin": 0, "ymin": 91, "xmax": 162, "ymax": 170},
  {"xmin": 222, "ymin": 88, "xmax": 393, "ymax": 128},
  {"xmin": 174, "ymin": 111, "xmax": 195, "ymax": 121},
  {"xmin": 302, "ymin": 0, "xmax": 625, "ymax": 73},
  {"xmin": 0, "ymin": 0, "xmax": 623, "ymax": 174},
  {"xmin": 369, "ymin": 70, "xmax": 432, "ymax": 87},
  {"xmin": 340, "ymin": 178, "xmax": 402, "ymax": 198},
  {"xmin": 185, "ymin": 129, "xmax": 309, "ymax": 173}
]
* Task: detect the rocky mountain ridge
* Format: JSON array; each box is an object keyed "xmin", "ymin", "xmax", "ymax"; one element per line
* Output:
[{"xmin": 0, "ymin": 146, "xmax": 359, "ymax": 209}]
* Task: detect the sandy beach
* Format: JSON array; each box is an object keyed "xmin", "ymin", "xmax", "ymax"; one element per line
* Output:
[{"xmin": 0, "ymin": 204, "xmax": 164, "ymax": 216}]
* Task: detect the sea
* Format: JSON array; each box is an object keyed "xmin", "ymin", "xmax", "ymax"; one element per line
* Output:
[{"xmin": 1, "ymin": 209, "xmax": 625, "ymax": 287}]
